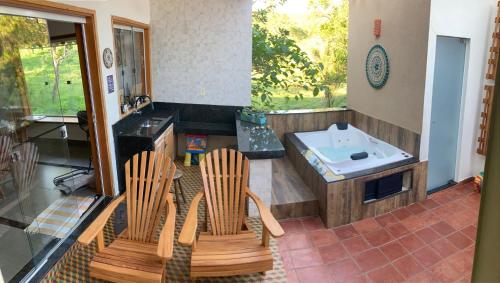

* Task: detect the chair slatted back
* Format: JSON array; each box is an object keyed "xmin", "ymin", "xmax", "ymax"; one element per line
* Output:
[
  {"xmin": 125, "ymin": 150, "xmax": 176, "ymax": 243},
  {"xmin": 0, "ymin": 136, "xmax": 12, "ymax": 171},
  {"xmin": 200, "ymin": 148, "xmax": 249, "ymax": 235},
  {"xmin": 12, "ymin": 142, "xmax": 38, "ymax": 196}
]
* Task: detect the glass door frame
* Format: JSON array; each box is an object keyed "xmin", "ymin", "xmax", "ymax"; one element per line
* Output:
[
  {"xmin": 0, "ymin": 1, "xmax": 114, "ymax": 281},
  {"xmin": 0, "ymin": 1, "xmax": 115, "ymax": 198}
]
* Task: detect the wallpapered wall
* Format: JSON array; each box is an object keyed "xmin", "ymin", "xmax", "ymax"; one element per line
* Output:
[
  {"xmin": 150, "ymin": 0, "xmax": 252, "ymax": 106},
  {"xmin": 347, "ymin": 0, "xmax": 431, "ymax": 134}
]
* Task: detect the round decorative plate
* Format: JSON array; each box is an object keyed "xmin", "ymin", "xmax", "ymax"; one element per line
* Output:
[
  {"xmin": 365, "ymin": 45, "xmax": 389, "ymax": 89},
  {"xmin": 103, "ymin": 48, "xmax": 113, "ymax": 69}
]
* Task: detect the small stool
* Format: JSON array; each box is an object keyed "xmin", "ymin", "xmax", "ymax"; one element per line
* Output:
[
  {"xmin": 184, "ymin": 152, "xmax": 192, "ymax": 167},
  {"xmin": 173, "ymin": 169, "xmax": 187, "ymax": 212}
]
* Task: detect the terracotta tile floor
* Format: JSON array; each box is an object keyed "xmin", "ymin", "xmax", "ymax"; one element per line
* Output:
[{"xmin": 278, "ymin": 183, "xmax": 480, "ymax": 283}]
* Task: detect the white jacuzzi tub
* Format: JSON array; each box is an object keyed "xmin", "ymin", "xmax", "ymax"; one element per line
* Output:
[{"xmin": 295, "ymin": 123, "xmax": 413, "ymax": 175}]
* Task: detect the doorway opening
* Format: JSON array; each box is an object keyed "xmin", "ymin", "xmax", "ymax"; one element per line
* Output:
[
  {"xmin": 428, "ymin": 36, "xmax": 468, "ymax": 191},
  {"xmin": 0, "ymin": 9, "xmax": 105, "ymax": 282}
]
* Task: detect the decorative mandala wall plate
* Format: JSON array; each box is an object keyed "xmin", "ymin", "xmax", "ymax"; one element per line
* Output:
[{"xmin": 365, "ymin": 45, "xmax": 389, "ymax": 89}]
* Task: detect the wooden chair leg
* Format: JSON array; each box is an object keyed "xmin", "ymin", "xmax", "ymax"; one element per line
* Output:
[
  {"xmin": 203, "ymin": 201, "xmax": 208, "ymax": 232},
  {"xmin": 174, "ymin": 180, "xmax": 181, "ymax": 213},
  {"xmin": 178, "ymin": 179, "xmax": 186, "ymax": 202}
]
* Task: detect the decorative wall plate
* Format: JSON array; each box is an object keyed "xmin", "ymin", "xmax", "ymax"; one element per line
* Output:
[
  {"xmin": 365, "ymin": 45, "xmax": 389, "ymax": 89},
  {"xmin": 103, "ymin": 48, "xmax": 113, "ymax": 69}
]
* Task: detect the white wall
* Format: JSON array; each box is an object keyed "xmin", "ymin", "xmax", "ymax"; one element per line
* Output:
[
  {"xmin": 150, "ymin": 0, "xmax": 252, "ymax": 106},
  {"xmin": 421, "ymin": 0, "xmax": 495, "ymax": 181},
  {"xmin": 53, "ymin": 0, "xmax": 150, "ymax": 194}
]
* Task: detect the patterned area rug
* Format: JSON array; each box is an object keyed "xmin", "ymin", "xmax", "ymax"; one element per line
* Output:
[
  {"xmin": 26, "ymin": 196, "xmax": 95, "ymax": 238},
  {"xmin": 42, "ymin": 161, "xmax": 286, "ymax": 282}
]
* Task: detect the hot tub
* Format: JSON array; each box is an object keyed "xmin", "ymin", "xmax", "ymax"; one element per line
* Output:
[{"xmin": 295, "ymin": 123, "xmax": 413, "ymax": 175}]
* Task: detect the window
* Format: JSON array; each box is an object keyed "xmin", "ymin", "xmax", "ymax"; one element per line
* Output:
[
  {"xmin": 5, "ymin": 17, "xmax": 87, "ymax": 117},
  {"xmin": 251, "ymin": 0, "xmax": 348, "ymax": 111},
  {"xmin": 113, "ymin": 23, "xmax": 148, "ymax": 113},
  {"xmin": 20, "ymin": 42, "xmax": 86, "ymax": 116}
]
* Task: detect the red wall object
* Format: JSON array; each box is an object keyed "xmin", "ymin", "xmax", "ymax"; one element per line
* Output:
[{"xmin": 374, "ymin": 19, "xmax": 382, "ymax": 37}]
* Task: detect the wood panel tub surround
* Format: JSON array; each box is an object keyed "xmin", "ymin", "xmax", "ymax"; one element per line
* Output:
[
  {"xmin": 326, "ymin": 162, "xmax": 427, "ymax": 227},
  {"xmin": 266, "ymin": 109, "xmax": 420, "ymax": 158},
  {"xmin": 351, "ymin": 111, "xmax": 421, "ymax": 159},
  {"xmin": 285, "ymin": 134, "xmax": 427, "ymax": 228},
  {"xmin": 270, "ymin": 157, "xmax": 319, "ymax": 220},
  {"xmin": 266, "ymin": 109, "xmax": 353, "ymax": 143}
]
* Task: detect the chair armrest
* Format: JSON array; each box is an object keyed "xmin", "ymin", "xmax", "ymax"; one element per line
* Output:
[
  {"xmin": 247, "ymin": 189, "xmax": 285, "ymax": 238},
  {"xmin": 157, "ymin": 194, "xmax": 176, "ymax": 260},
  {"xmin": 78, "ymin": 194, "xmax": 126, "ymax": 245},
  {"xmin": 178, "ymin": 191, "xmax": 204, "ymax": 246}
]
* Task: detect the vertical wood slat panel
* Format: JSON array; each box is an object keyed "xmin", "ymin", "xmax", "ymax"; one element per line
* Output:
[
  {"xmin": 148, "ymin": 157, "xmax": 176, "ymax": 242},
  {"xmin": 139, "ymin": 151, "xmax": 156, "ymax": 241},
  {"xmin": 221, "ymin": 149, "xmax": 229, "ymax": 234},
  {"xmin": 141, "ymin": 152, "xmax": 160, "ymax": 241},
  {"xmin": 200, "ymin": 155, "xmax": 217, "ymax": 236},
  {"xmin": 237, "ymin": 158, "xmax": 249, "ymax": 234},
  {"xmin": 135, "ymin": 151, "xmax": 147, "ymax": 238},
  {"xmin": 125, "ymin": 159, "xmax": 132, "ymax": 241},
  {"xmin": 146, "ymin": 152, "xmax": 168, "ymax": 241},
  {"xmin": 145, "ymin": 152, "xmax": 165, "ymax": 242},
  {"xmin": 212, "ymin": 150, "xmax": 225, "ymax": 235},
  {"xmin": 198, "ymin": 149, "xmax": 251, "ymax": 235},
  {"xmin": 233, "ymin": 152, "xmax": 243, "ymax": 234},
  {"xmin": 0, "ymin": 137, "xmax": 12, "ymax": 175},
  {"xmin": 205, "ymin": 152, "xmax": 220, "ymax": 235},
  {"xmin": 228, "ymin": 150, "xmax": 235, "ymax": 233},
  {"xmin": 130, "ymin": 154, "xmax": 139, "ymax": 240},
  {"xmin": 122, "ymin": 151, "xmax": 178, "ymax": 242}
]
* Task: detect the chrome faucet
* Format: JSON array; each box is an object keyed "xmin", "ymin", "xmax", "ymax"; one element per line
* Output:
[{"xmin": 133, "ymin": 95, "xmax": 154, "ymax": 115}]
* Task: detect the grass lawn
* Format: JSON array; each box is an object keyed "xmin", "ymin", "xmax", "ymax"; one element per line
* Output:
[
  {"xmin": 19, "ymin": 45, "xmax": 346, "ymax": 115},
  {"xmin": 251, "ymin": 85, "xmax": 347, "ymax": 111},
  {"xmin": 20, "ymin": 44, "xmax": 86, "ymax": 116}
]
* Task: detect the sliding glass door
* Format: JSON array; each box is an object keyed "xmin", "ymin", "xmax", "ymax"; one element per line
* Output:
[{"xmin": 0, "ymin": 13, "xmax": 95, "ymax": 281}]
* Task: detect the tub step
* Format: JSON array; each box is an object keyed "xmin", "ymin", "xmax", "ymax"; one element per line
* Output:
[{"xmin": 271, "ymin": 157, "xmax": 319, "ymax": 220}]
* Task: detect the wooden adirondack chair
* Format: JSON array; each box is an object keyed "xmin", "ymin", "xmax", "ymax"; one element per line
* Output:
[
  {"xmin": 78, "ymin": 150, "xmax": 177, "ymax": 283},
  {"xmin": 179, "ymin": 148, "xmax": 285, "ymax": 279},
  {"xmin": 0, "ymin": 136, "xmax": 13, "ymax": 199},
  {"xmin": 11, "ymin": 142, "xmax": 39, "ymax": 193}
]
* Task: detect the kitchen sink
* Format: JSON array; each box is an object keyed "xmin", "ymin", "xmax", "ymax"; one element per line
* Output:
[
  {"xmin": 119, "ymin": 116, "xmax": 171, "ymax": 137},
  {"xmin": 140, "ymin": 118, "xmax": 164, "ymax": 128}
]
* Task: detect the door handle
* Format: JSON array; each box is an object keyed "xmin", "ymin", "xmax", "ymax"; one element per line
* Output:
[{"xmin": 60, "ymin": 125, "xmax": 68, "ymax": 139}]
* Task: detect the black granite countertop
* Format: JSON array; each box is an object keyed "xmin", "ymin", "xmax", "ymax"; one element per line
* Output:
[
  {"xmin": 112, "ymin": 103, "xmax": 285, "ymax": 192},
  {"xmin": 114, "ymin": 104, "xmax": 176, "ymax": 136},
  {"xmin": 235, "ymin": 118, "xmax": 285, "ymax": 159},
  {"xmin": 114, "ymin": 103, "xmax": 285, "ymax": 161}
]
